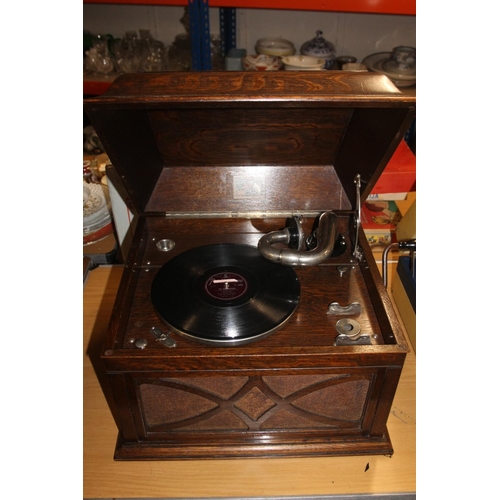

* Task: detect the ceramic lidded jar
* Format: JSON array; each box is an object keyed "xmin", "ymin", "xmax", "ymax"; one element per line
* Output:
[{"xmin": 300, "ymin": 30, "xmax": 336, "ymax": 69}]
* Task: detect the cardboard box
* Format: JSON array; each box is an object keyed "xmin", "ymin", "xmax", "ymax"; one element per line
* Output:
[
  {"xmin": 391, "ymin": 256, "xmax": 416, "ymax": 351},
  {"xmin": 370, "ymin": 139, "xmax": 416, "ymax": 196}
]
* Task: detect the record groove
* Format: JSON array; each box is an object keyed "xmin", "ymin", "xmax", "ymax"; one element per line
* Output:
[{"xmin": 151, "ymin": 244, "xmax": 300, "ymax": 345}]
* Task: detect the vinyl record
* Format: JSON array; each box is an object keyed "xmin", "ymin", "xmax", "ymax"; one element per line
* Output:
[{"xmin": 151, "ymin": 243, "xmax": 300, "ymax": 345}]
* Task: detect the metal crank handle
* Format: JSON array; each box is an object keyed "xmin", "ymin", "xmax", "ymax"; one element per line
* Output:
[{"xmin": 382, "ymin": 239, "xmax": 417, "ymax": 287}]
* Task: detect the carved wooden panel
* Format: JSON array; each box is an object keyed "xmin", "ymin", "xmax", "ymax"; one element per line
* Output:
[{"xmin": 137, "ymin": 373, "xmax": 372, "ymax": 435}]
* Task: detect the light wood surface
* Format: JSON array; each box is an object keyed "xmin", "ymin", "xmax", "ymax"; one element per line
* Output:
[{"xmin": 83, "ymin": 265, "xmax": 415, "ymax": 498}]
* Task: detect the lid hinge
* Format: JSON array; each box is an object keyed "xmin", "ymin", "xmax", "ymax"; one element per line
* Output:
[{"xmin": 163, "ymin": 210, "xmax": 326, "ymax": 219}]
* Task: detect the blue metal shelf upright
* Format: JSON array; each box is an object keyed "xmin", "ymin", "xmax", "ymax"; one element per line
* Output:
[{"xmin": 189, "ymin": 0, "xmax": 236, "ymax": 70}]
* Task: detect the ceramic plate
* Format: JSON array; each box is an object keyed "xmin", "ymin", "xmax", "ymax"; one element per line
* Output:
[
  {"xmin": 83, "ymin": 184, "xmax": 91, "ymax": 206},
  {"xmin": 83, "ymin": 182, "xmax": 110, "ymax": 227},
  {"xmin": 362, "ymin": 52, "xmax": 416, "ymax": 83},
  {"xmin": 84, "ymin": 211, "xmax": 111, "ymax": 234},
  {"xmin": 83, "ymin": 221, "xmax": 114, "ymax": 245}
]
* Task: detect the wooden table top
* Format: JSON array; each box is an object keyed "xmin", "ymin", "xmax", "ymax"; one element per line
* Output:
[{"xmin": 83, "ymin": 265, "xmax": 415, "ymax": 499}]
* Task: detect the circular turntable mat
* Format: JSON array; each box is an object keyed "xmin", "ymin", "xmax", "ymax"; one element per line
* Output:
[{"xmin": 151, "ymin": 243, "xmax": 300, "ymax": 345}]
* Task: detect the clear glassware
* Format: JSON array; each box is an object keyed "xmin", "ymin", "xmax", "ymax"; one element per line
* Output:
[
  {"xmin": 90, "ymin": 34, "xmax": 115, "ymax": 75},
  {"xmin": 142, "ymin": 40, "xmax": 166, "ymax": 72}
]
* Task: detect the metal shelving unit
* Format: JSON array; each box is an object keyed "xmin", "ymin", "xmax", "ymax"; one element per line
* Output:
[{"xmin": 83, "ymin": 0, "xmax": 415, "ymax": 94}]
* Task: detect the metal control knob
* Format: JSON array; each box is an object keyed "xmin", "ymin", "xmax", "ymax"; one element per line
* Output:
[{"xmin": 134, "ymin": 338, "xmax": 148, "ymax": 349}]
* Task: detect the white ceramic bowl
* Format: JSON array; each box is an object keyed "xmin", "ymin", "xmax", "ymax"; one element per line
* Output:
[
  {"xmin": 242, "ymin": 54, "xmax": 283, "ymax": 71},
  {"xmin": 255, "ymin": 37, "xmax": 295, "ymax": 57},
  {"xmin": 281, "ymin": 55, "xmax": 325, "ymax": 71}
]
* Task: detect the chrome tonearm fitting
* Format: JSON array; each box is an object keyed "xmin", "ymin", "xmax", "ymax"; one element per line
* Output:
[{"xmin": 258, "ymin": 211, "xmax": 338, "ymax": 266}]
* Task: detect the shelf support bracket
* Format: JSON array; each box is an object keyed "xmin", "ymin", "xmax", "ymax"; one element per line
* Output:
[
  {"xmin": 220, "ymin": 7, "xmax": 236, "ymax": 57},
  {"xmin": 188, "ymin": 0, "xmax": 212, "ymax": 70}
]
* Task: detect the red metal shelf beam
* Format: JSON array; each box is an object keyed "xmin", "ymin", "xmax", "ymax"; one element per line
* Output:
[
  {"xmin": 83, "ymin": 0, "xmax": 415, "ymax": 16},
  {"xmin": 84, "ymin": 0, "xmax": 188, "ymax": 5},
  {"xmin": 83, "ymin": 78, "xmax": 116, "ymax": 95},
  {"xmin": 210, "ymin": 1, "xmax": 415, "ymax": 15}
]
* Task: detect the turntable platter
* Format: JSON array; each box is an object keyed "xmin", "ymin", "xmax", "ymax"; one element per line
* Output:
[{"xmin": 151, "ymin": 244, "xmax": 300, "ymax": 345}]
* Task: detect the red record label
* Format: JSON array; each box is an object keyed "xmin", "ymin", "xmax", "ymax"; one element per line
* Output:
[{"xmin": 205, "ymin": 272, "xmax": 248, "ymax": 300}]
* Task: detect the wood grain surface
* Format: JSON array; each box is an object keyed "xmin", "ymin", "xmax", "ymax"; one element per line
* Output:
[{"xmin": 83, "ymin": 265, "xmax": 415, "ymax": 498}]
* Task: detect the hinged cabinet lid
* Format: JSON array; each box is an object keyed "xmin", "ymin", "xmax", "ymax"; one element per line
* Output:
[{"xmin": 84, "ymin": 71, "xmax": 415, "ymax": 216}]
